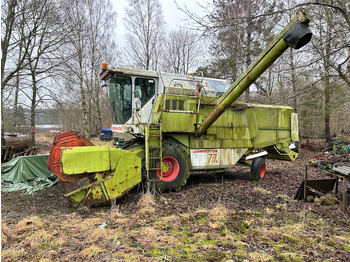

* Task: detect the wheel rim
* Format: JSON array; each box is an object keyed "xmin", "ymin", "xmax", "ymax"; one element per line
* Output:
[
  {"xmin": 157, "ymin": 156, "xmax": 180, "ymax": 182},
  {"xmin": 260, "ymin": 164, "xmax": 266, "ymax": 179}
]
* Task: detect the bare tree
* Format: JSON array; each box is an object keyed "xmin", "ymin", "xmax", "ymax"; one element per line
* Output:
[
  {"xmin": 163, "ymin": 29, "xmax": 202, "ymax": 74},
  {"xmin": 20, "ymin": 0, "xmax": 67, "ymax": 145},
  {"xmin": 123, "ymin": 0, "xmax": 166, "ymax": 70},
  {"xmin": 57, "ymin": 0, "xmax": 116, "ymax": 137},
  {"xmin": 189, "ymin": 0, "xmax": 280, "ymax": 100},
  {"xmin": 1, "ymin": 0, "xmax": 67, "ymax": 141},
  {"xmin": 1, "ymin": 0, "xmax": 27, "ymax": 129}
]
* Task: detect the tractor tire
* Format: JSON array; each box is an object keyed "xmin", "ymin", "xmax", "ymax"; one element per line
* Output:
[
  {"xmin": 250, "ymin": 157, "xmax": 266, "ymax": 181},
  {"xmin": 151, "ymin": 142, "xmax": 191, "ymax": 192}
]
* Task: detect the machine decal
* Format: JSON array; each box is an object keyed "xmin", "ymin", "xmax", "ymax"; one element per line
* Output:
[
  {"xmin": 191, "ymin": 148, "xmax": 248, "ymax": 169},
  {"xmin": 112, "ymin": 124, "xmax": 124, "ymax": 133}
]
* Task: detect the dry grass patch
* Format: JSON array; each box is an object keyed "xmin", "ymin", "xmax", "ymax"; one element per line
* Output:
[
  {"xmin": 89, "ymin": 227, "xmax": 114, "ymax": 240},
  {"xmin": 209, "ymin": 204, "xmax": 229, "ymax": 221},
  {"xmin": 78, "ymin": 244, "xmax": 106, "ymax": 259},
  {"xmin": 208, "ymin": 204, "xmax": 229, "ymax": 229},
  {"xmin": 1, "ymin": 247, "xmax": 26, "ymax": 261},
  {"xmin": 138, "ymin": 192, "xmax": 156, "ymax": 216},
  {"xmin": 109, "ymin": 205, "xmax": 124, "ymax": 220},
  {"xmin": 139, "ymin": 226, "xmax": 159, "ymax": 238},
  {"xmin": 25, "ymin": 229, "xmax": 53, "ymax": 248},
  {"xmin": 78, "ymin": 217, "xmax": 104, "ymax": 231},
  {"xmin": 1, "ymin": 222, "xmax": 13, "ymax": 247},
  {"xmin": 159, "ymin": 214, "xmax": 181, "ymax": 228},
  {"xmin": 194, "ymin": 208, "xmax": 209, "ymax": 215},
  {"xmin": 248, "ymin": 251, "xmax": 274, "ymax": 261},
  {"xmin": 14, "ymin": 216, "xmax": 44, "ymax": 234}
]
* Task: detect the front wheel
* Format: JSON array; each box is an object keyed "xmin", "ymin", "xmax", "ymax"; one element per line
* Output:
[
  {"xmin": 250, "ymin": 157, "xmax": 266, "ymax": 181},
  {"xmin": 151, "ymin": 142, "xmax": 191, "ymax": 192}
]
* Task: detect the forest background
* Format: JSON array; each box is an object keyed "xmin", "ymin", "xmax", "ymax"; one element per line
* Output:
[{"xmin": 1, "ymin": 0, "xmax": 349, "ymax": 145}]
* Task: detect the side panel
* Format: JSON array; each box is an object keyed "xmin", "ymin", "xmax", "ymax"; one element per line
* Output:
[
  {"xmin": 190, "ymin": 148, "xmax": 247, "ymax": 169},
  {"xmin": 157, "ymin": 95, "xmax": 298, "ymax": 162}
]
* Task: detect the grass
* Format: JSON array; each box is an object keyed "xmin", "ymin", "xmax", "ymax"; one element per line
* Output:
[
  {"xmin": 2, "ymin": 139, "xmax": 350, "ymax": 261},
  {"xmin": 2, "ymin": 196, "xmax": 350, "ymax": 262}
]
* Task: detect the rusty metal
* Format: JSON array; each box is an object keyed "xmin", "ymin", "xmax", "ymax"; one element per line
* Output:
[
  {"xmin": 1, "ymin": 133, "xmax": 37, "ymax": 162},
  {"xmin": 295, "ymin": 178, "xmax": 337, "ymax": 200},
  {"xmin": 2, "ymin": 133, "xmax": 31, "ymax": 150}
]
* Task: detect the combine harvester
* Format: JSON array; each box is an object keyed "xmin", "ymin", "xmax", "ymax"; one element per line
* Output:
[{"xmin": 48, "ymin": 11, "xmax": 312, "ymax": 206}]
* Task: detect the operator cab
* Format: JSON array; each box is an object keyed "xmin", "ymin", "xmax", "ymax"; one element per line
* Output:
[{"xmin": 100, "ymin": 64, "xmax": 231, "ymax": 136}]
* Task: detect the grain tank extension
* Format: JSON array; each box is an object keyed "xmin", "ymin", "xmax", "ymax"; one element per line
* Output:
[{"xmin": 48, "ymin": 10, "xmax": 312, "ymax": 206}]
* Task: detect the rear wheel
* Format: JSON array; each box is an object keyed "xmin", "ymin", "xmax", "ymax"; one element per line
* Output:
[
  {"xmin": 152, "ymin": 142, "xmax": 191, "ymax": 192},
  {"xmin": 250, "ymin": 157, "xmax": 266, "ymax": 181}
]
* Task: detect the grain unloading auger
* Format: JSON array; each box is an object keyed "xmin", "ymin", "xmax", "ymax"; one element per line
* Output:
[{"xmin": 48, "ymin": 11, "xmax": 312, "ymax": 206}]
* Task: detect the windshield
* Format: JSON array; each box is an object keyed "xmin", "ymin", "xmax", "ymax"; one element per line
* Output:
[{"xmin": 108, "ymin": 76, "xmax": 132, "ymax": 124}]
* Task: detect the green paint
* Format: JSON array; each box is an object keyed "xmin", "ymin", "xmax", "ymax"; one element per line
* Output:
[{"xmin": 61, "ymin": 146, "xmax": 142, "ymax": 205}]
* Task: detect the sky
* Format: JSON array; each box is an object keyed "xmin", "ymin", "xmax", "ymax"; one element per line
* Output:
[{"xmin": 111, "ymin": 0, "xmax": 206, "ymax": 48}]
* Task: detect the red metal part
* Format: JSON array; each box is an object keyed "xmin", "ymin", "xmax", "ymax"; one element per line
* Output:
[
  {"xmin": 260, "ymin": 164, "xmax": 266, "ymax": 179},
  {"xmin": 157, "ymin": 156, "xmax": 180, "ymax": 182},
  {"xmin": 47, "ymin": 131, "xmax": 94, "ymax": 182}
]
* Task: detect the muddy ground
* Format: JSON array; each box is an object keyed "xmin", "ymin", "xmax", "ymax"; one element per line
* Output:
[{"xmin": 1, "ymin": 140, "xmax": 350, "ymax": 261}]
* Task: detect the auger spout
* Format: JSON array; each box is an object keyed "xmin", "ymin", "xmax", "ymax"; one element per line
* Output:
[{"xmin": 195, "ymin": 10, "xmax": 312, "ymax": 137}]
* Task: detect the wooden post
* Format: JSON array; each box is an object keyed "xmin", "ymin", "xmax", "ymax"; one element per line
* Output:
[
  {"xmin": 304, "ymin": 165, "xmax": 308, "ymax": 201},
  {"xmin": 343, "ymin": 177, "xmax": 347, "ymax": 213},
  {"xmin": 335, "ymin": 177, "xmax": 339, "ymax": 194}
]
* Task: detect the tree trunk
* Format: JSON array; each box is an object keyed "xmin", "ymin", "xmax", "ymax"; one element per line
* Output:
[
  {"xmin": 13, "ymin": 71, "xmax": 20, "ymax": 132},
  {"xmin": 30, "ymin": 74, "xmax": 37, "ymax": 146},
  {"xmin": 289, "ymin": 48, "xmax": 298, "ymax": 112},
  {"xmin": 324, "ymin": 76, "xmax": 331, "ymax": 142},
  {"xmin": 80, "ymin": 70, "xmax": 90, "ymax": 137}
]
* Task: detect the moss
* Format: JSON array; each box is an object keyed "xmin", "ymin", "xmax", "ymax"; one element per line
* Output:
[
  {"xmin": 282, "ymin": 234, "xmax": 300, "ymax": 244},
  {"xmin": 201, "ymin": 239, "xmax": 217, "ymax": 247},
  {"xmin": 343, "ymin": 245, "xmax": 350, "ymax": 252},
  {"xmin": 168, "ymin": 248, "xmax": 179, "ymax": 255},
  {"xmin": 1, "ymin": 248, "xmax": 25, "ymax": 261},
  {"xmin": 248, "ymin": 251, "xmax": 274, "ymax": 261},
  {"xmin": 255, "ymin": 186, "xmax": 272, "ymax": 194},
  {"xmin": 234, "ymin": 247, "xmax": 247, "ymax": 259},
  {"xmin": 226, "ymin": 215, "xmax": 250, "ymax": 233},
  {"xmin": 275, "ymin": 203, "xmax": 287, "ymax": 210},
  {"xmin": 153, "ymin": 220, "xmax": 169, "ymax": 229},
  {"xmin": 277, "ymin": 194, "xmax": 292, "ymax": 201},
  {"xmin": 37, "ymin": 241, "xmax": 53, "ymax": 249},
  {"xmin": 148, "ymin": 246, "xmax": 162, "ymax": 257},
  {"xmin": 200, "ymin": 249, "xmax": 226, "ymax": 262},
  {"xmin": 273, "ymin": 242, "xmax": 288, "ymax": 253},
  {"xmin": 277, "ymin": 252, "xmax": 304, "ymax": 261},
  {"xmin": 218, "ymin": 228, "xmax": 227, "ymax": 237},
  {"xmin": 170, "ymin": 229, "xmax": 182, "ymax": 236},
  {"xmin": 318, "ymin": 243, "xmax": 335, "ymax": 252}
]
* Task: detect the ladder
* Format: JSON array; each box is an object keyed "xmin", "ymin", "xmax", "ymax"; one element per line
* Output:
[{"xmin": 145, "ymin": 124, "xmax": 163, "ymax": 181}]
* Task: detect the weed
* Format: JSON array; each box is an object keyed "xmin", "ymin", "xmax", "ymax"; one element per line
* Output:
[{"xmin": 255, "ymin": 186, "xmax": 272, "ymax": 194}]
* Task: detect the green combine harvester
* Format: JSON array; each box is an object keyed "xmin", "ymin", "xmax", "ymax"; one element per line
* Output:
[{"xmin": 48, "ymin": 10, "xmax": 312, "ymax": 206}]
